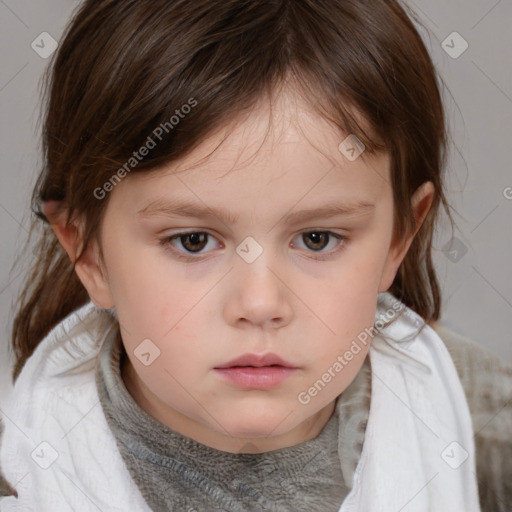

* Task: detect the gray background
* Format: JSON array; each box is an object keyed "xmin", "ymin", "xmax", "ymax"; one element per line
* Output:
[{"xmin": 1, "ymin": 0, "xmax": 511, "ymax": 402}]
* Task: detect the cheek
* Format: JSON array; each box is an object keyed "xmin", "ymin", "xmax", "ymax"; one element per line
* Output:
[
  {"xmin": 102, "ymin": 234, "xmax": 186, "ymax": 323},
  {"xmin": 318, "ymin": 251, "xmax": 384, "ymax": 317},
  {"xmin": 301, "ymin": 249, "xmax": 385, "ymax": 369},
  {"xmin": 101, "ymin": 229, "xmax": 217, "ymax": 363},
  {"xmin": 121, "ymin": 315, "xmax": 208, "ymax": 406}
]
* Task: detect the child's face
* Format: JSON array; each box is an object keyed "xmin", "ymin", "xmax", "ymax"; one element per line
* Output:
[{"xmin": 89, "ymin": 91, "xmax": 412, "ymax": 453}]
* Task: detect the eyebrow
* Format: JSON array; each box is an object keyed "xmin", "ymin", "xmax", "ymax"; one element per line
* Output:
[{"xmin": 136, "ymin": 197, "xmax": 375, "ymax": 226}]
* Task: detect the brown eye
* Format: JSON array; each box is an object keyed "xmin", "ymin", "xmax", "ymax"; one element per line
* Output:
[
  {"xmin": 179, "ymin": 232, "xmax": 208, "ymax": 252},
  {"xmin": 291, "ymin": 230, "xmax": 347, "ymax": 260},
  {"xmin": 302, "ymin": 232, "xmax": 330, "ymax": 251},
  {"xmin": 160, "ymin": 231, "xmax": 218, "ymax": 261}
]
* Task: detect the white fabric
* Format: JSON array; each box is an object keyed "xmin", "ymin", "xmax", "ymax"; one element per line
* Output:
[
  {"xmin": 0, "ymin": 304, "xmax": 151, "ymax": 512},
  {"xmin": 339, "ymin": 293, "xmax": 481, "ymax": 512},
  {"xmin": 0, "ymin": 293, "xmax": 481, "ymax": 511}
]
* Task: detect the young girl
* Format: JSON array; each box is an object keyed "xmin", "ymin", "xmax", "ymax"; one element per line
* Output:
[{"xmin": 1, "ymin": 0, "xmax": 511, "ymax": 510}]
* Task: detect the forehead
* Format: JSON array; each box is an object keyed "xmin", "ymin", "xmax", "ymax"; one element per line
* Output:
[
  {"xmin": 165, "ymin": 89, "xmax": 383, "ymax": 171},
  {"xmin": 111, "ymin": 88, "xmax": 391, "ymax": 216}
]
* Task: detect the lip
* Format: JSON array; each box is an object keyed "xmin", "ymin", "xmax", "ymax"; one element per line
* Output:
[
  {"xmin": 213, "ymin": 353, "xmax": 299, "ymax": 390},
  {"xmin": 214, "ymin": 353, "xmax": 296, "ymax": 369}
]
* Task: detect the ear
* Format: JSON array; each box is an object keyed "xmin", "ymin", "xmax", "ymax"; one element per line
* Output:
[
  {"xmin": 378, "ymin": 181, "xmax": 435, "ymax": 293},
  {"xmin": 42, "ymin": 200, "xmax": 115, "ymax": 309}
]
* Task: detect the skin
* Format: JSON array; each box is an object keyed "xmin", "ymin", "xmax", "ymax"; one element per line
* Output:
[{"xmin": 44, "ymin": 88, "xmax": 434, "ymax": 454}]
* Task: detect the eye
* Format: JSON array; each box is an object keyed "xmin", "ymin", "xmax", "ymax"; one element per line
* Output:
[
  {"xmin": 160, "ymin": 231, "xmax": 220, "ymax": 261},
  {"xmin": 291, "ymin": 231, "xmax": 346, "ymax": 259}
]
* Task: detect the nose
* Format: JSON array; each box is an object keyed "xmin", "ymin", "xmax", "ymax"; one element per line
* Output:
[{"xmin": 223, "ymin": 249, "xmax": 294, "ymax": 330}]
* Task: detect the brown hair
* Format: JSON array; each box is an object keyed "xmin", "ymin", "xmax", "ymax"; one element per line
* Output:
[{"xmin": 10, "ymin": 0, "xmax": 453, "ymax": 381}]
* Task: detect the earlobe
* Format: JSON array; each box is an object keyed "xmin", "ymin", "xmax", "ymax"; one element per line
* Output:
[
  {"xmin": 42, "ymin": 200, "xmax": 115, "ymax": 309},
  {"xmin": 378, "ymin": 181, "xmax": 435, "ymax": 293}
]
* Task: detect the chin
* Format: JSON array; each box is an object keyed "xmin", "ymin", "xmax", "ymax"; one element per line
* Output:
[{"xmin": 216, "ymin": 404, "xmax": 302, "ymax": 440}]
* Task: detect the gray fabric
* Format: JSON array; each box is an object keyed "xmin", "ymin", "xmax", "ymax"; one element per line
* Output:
[
  {"xmin": 432, "ymin": 322, "xmax": 512, "ymax": 512},
  {"xmin": 95, "ymin": 328, "xmax": 370, "ymax": 512}
]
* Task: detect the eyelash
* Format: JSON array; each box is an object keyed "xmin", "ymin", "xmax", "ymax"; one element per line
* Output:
[{"xmin": 159, "ymin": 230, "xmax": 348, "ymax": 262}]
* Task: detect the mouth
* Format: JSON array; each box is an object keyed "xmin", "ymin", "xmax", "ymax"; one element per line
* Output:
[{"xmin": 213, "ymin": 353, "xmax": 298, "ymax": 389}]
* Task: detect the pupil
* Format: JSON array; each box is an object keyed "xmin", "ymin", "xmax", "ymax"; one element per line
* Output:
[
  {"xmin": 183, "ymin": 233, "xmax": 206, "ymax": 252},
  {"xmin": 305, "ymin": 232, "xmax": 327, "ymax": 250}
]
